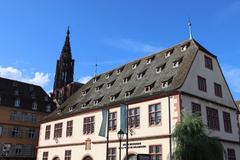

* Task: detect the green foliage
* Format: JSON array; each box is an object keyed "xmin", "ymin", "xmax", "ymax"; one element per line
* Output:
[{"xmin": 172, "ymin": 114, "xmax": 224, "ymax": 160}]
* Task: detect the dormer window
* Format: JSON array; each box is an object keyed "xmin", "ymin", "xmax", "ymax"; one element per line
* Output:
[
  {"xmin": 95, "ymin": 87, "xmax": 100, "ymax": 92},
  {"xmin": 137, "ymin": 70, "xmax": 146, "ymax": 79},
  {"xmin": 146, "ymin": 56, "xmax": 154, "ymax": 64},
  {"xmin": 95, "ymin": 84, "xmax": 103, "ymax": 92},
  {"xmin": 125, "ymin": 88, "xmax": 135, "ymax": 98},
  {"xmin": 94, "ymin": 97, "xmax": 103, "ymax": 106},
  {"xmin": 107, "ymin": 80, "xmax": 115, "ymax": 89},
  {"xmin": 162, "ymin": 77, "xmax": 173, "ymax": 88},
  {"xmin": 82, "ymin": 91, "xmax": 87, "ymax": 96},
  {"xmin": 123, "ymin": 75, "xmax": 132, "ymax": 84},
  {"xmin": 156, "ymin": 63, "xmax": 166, "ymax": 73},
  {"xmin": 132, "ymin": 64, "xmax": 137, "ymax": 69},
  {"xmin": 69, "ymin": 106, "xmax": 73, "ymax": 112},
  {"xmin": 165, "ymin": 49, "xmax": 174, "ymax": 58},
  {"xmin": 109, "ymin": 92, "xmax": 120, "ymax": 102},
  {"xmin": 105, "ymin": 71, "xmax": 113, "ymax": 79},
  {"xmin": 144, "ymin": 82, "xmax": 155, "ymax": 93},
  {"xmin": 32, "ymin": 102, "xmax": 37, "ymax": 110},
  {"xmin": 82, "ymin": 88, "xmax": 90, "ymax": 96},
  {"xmin": 173, "ymin": 57, "xmax": 183, "ymax": 68},
  {"xmin": 132, "ymin": 61, "xmax": 140, "ymax": 69},
  {"xmin": 14, "ymin": 98, "xmax": 20, "ymax": 107},
  {"xmin": 94, "ymin": 100, "xmax": 99, "ymax": 105},
  {"xmin": 105, "ymin": 74, "xmax": 110, "ymax": 79},
  {"xmin": 93, "ymin": 76, "xmax": 100, "ymax": 83},
  {"xmin": 181, "ymin": 43, "xmax": 189, "ymax": 52},
  {"xmin": 82, "ymin": 100, "xmax": 91, "ymax": 108},
  {"xmin": 116, "ymin": 66, "xmax": 124, "ymax": 75},
  {"xmin": 82, "ymin": 103, "xmax": 87, "ymax": 108},
  {"xmin": 110, "ymin": 96, "xmax": 115, "ymax": 102},
  {"xmin": 14, "ymin": 89, "xmax": 19, "ymax": 96}
]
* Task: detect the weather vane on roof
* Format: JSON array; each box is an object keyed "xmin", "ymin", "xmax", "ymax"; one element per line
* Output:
[
  {"xmin": 95, "ymin": 57, "xmax": 98, "ymax": 76},
  {"xmin": 188, "ymin": 18, "xmax": 193, "ymax": 40}
]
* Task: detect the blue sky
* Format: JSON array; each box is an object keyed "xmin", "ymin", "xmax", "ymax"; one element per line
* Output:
[{"xmin": 0, "ymin": 0, "xmax": 240, "ymax": 99}]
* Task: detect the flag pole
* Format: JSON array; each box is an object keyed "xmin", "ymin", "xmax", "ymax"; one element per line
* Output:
[{"xmin": 106, "ymin": 108, "xmax": 109, "ymax": 160}]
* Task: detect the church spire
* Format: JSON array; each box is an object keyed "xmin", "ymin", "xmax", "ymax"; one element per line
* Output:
[
  {"xmin": 53, "ymin": 28, "xmax": 74, "ymax": 91},
  {"xmin": 60, "ymin": 26, "xmax": 72, "ymax": 59}
]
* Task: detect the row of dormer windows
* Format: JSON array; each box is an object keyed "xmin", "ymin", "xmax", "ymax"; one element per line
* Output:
[
  {"xmin": 11, "ymin": 97, "xmax": 51, "ymax": 112},
  {"xmin": 67, "ymin": 79, "xmax": 173, "ymax": 112},
  {"xmin": 92, "ymin": 43, "xmax": 189, "ymax": 84}
]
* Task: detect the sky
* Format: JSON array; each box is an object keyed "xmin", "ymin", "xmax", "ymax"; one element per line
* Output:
[{"xmin": 0, "ymin": 0, "xmax": 240, "ymax": 99}]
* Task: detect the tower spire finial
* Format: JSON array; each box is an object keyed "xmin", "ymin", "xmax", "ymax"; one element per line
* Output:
[
  {"xmin": 188, "ymin": 18, "xmax": 193, "ymax": 40},
  {"xmin": 67, "ymin": 26, "xmax": 70, "ymax": 36}
]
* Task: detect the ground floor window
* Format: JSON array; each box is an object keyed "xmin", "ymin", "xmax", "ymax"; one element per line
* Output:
[
  {"xmin": 108, "ymin": 148, "xmax": 117, "ymax": 160},
  {"xmin": 227, "ymin": 148, "xmax": 236, "ymax": 160},
  {"xmin": 149, "ymin": 145, "xmax": 162, "ymax": 160},
  {"xmin": 42, "ymin": 152, "xmax": 48, "ymax": 160},
  {"xmin": 65, "ymin": 150, "xmax": 71, "ymax": 160}
]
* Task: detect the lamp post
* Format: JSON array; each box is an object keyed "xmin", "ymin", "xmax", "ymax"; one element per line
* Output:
[{"xmin": 117, "ymin": 129, "xmax": 124, "ymax": 160}]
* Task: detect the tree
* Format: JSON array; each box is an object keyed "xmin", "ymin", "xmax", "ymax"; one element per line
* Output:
[{"xmin": 172, "ymin": 114, "xmax": 224, "ymax": 160}]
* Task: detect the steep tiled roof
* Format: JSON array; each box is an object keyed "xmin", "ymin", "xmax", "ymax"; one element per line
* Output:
[
  {"xmin": 0, "ymin": 77, "xmax": 55, "ymax": 113},
  {"xmin": 46, "ymin": 39, "xmax": 207, "ymax": 120}
]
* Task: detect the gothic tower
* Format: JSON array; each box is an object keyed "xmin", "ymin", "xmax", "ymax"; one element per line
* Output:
[{"xmin": 53, "ymin": 28, "xmax": 74, "ymax": 91}]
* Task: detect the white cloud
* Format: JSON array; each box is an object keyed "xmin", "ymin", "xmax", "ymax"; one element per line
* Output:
[
  {"xmin": 222, "ymin": 66, "xmax": 240, "ymax": 94},
  {"xmin": 105, "ymin": 38, "xmax": 162, "ymax": 53},
  {"xmin": 78, "ymin": 76, "xmax": 92, "ymax": 84},
  {"xmin": 0, "ymin": 66, "xmax": 50, "ymax": 87}
]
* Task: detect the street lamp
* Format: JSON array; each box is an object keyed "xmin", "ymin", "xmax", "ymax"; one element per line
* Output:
[{"xmin": 117, "ymin": 129, "xmax": 124, "ymax": 160}]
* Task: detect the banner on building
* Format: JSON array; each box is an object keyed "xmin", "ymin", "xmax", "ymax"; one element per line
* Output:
[
  {"xmin": 98, "ymin": 108, "xmax": 108, "ymax": 137},
  {"xmin": 120, "ymin": 103, "xmax": 128, "ymax": 134}
]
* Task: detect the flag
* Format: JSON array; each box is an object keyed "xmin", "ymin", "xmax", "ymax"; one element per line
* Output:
[
  {"xmin": 120, "ymin": 103, "xmax": 128, "ymax": 134},
  {"xmin": 98, "ymin": 108, "xmax": 108, "ymax": 137}
]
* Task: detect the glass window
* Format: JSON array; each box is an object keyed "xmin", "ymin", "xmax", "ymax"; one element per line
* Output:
[
  {"xmin": 149, "ymin": 145, "xmax": 162, "ymax": 160},
  {"xmin": 83, "ymin": 116, "xmax": 95, "ymax": 134},
  {"xmin": 66, "ymin": 121, "xmax": 73, "ymax": 137},
  {"xmin": 65, "ymin": 150, "xmax": 71, "ymax": 160},
  {"xmin": 128, "ymin": 108, "xmax": 140, "ymax": 128},
  {"xmin": 223, "ymin": 112, "xmax": 232, "ymax": 133},
  {"xmin": 205, "ymin": 55, "xmax": 213, "ymax": 70},
  {"xmin": 214, "ymin": 83, "xmax": 222, "ymax": 97},
  {"xmin": 54, "ymin": 123, "xmax": 62, "ymax": 138},
  {"xmin": 192, "ymin": 102, "xmax": 201, "ymax": 116},
  {"xmin": 45, "ymin": 125, "xmax": 51, "ymax": 140},
  {"xmin": 198, "ymin": 76, "xmax": 207, "ymax": 92},
  {"xmin": 42, "ymin": 152, "xmax": 48, "ymax": 160},
  {"xmin": 227, "ymin": 148, "xmax": 236, "ymax": 160},
  {"xmin": 206, "ymin": 107, "xmax": 220, "ymax": 130},
  {"xmin": 149, "ymin": 104, "xmax": 161, "ymax": 126},
  {"xmin": 109, "ymin": 112, "xmax": 117, "ymax": 131},
  {"xmin": 108, "ymin": 148, "xmax": 117, "ymax": 160}
]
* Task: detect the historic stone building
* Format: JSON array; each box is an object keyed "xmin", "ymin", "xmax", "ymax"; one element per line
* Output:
[
  {"xmin": 37, "ymin": 39, "xmax": 240, "ymax": 160},
  {"xmin": 51, "ymin": 28, "xmax": 83, "ymax": 105},
  {"xmin": 0, "ymin": 77, "xmax": 55, "ymax": 160}
]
